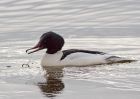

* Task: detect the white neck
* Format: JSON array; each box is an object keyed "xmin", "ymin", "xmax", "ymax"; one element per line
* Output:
[{"xmin": 41, "ymin": 51, "xmax": 63, "ymax": 66}]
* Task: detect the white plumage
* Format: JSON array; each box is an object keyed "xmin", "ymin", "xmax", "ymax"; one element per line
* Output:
[{"xmin": 41, "ymin": 51, "xmax": 133, "ymax": 66}]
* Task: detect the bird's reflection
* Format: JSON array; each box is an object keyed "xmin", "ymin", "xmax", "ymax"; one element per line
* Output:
[{"xmin": 38, "ymin": 66, "xmax": 65, "ymax": 98}]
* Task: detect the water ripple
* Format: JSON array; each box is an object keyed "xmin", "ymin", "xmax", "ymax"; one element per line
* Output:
[{"xmin": 0, "ymin": 0, "xmax": 140, "ymax": 33}]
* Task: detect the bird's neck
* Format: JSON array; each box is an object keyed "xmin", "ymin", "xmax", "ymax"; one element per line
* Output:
[{"xmin": 46, "ymin": 49, "xmax": 61, "ymax": 54}]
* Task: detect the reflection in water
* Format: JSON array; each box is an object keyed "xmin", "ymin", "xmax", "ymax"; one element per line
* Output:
[{"xmin": 38, "ymin": 67, "xmax": 65, "ymax": 98}]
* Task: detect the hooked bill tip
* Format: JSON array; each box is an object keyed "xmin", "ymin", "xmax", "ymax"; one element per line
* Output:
[
  {"xmin": 26, "ymin": 48, "xmax": 33, "ymax": 54},
  {"xmin": 26, "ymin": 50, "xmax": 28, "ymax": 53},
  {"xmin": 26, "ymin": 49, "xmax": 32, "ymax": 54}
]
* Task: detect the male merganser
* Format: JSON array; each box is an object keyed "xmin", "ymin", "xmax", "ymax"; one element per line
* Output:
[{"xmin": 26, "ymin": 31, "xmax": 135, "ymax": 66}]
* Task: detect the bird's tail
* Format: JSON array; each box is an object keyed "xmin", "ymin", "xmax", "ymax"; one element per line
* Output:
[{"xmin": 105, "ymin": 56, "xmax": 137, "ymax": 64}]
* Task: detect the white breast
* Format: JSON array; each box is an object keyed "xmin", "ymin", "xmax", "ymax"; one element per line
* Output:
[{"xmin": 41, "ymin": 51, "xmax": 63, "ymax": 66}]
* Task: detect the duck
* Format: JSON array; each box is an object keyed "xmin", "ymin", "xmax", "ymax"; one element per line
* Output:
[{"xmin": 26, "ymin": 31, "xmax": 135, "ymax": 66}]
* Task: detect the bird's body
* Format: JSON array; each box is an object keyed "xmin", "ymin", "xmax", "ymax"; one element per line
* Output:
[
  {"xmin": 41, "ymin": 49, "xmax": 132, "ymax": 66},
  {"xmin": 26, "ymin": 31, "xmax": 135, "ymax": 67}
]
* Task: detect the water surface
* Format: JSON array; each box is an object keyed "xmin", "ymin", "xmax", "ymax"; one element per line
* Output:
[{"xmin": 0, "ymin": 0, "xmax": 140, "ymax": 99}]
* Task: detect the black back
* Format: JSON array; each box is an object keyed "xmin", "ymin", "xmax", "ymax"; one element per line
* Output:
[{"xmin": 60, "ymin": 49, "xmax": 106, "ymax": 60}]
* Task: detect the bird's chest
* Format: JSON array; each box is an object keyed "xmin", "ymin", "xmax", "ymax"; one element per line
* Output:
[{"xmin": 41, "ymin": 52, "xmax": 63, "ymax": 66}]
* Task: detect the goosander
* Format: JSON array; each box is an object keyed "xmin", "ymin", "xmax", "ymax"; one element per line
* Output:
[{"xmin": 26, "ymin": 31, "xmax": 135, "ymax": 66}]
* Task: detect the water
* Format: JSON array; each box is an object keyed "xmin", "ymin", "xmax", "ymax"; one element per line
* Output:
[{"xmin": 0, "ymin": 0, "xmax": 140, "ymax": 99}]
